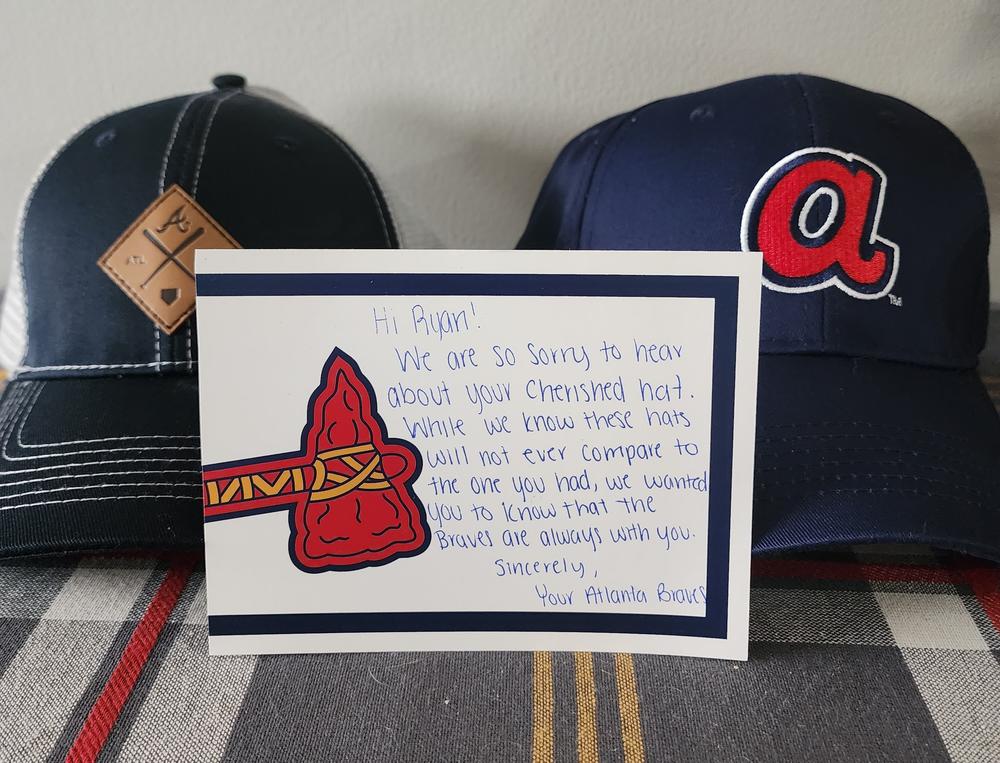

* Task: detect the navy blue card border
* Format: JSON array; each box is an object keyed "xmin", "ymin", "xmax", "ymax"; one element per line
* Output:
[{"xmin": 198, "ymin": 272, "xmax": 740, "ymax": 641}]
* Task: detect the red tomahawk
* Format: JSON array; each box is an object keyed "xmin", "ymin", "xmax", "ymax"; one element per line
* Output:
[{"xmin": 202, "ymin": 348, "xmax": 429, "ymax": 572}]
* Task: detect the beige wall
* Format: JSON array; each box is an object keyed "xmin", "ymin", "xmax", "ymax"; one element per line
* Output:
[{"xmin": 1, "ymin": 1, "xmax": 998, "ymax": 290}]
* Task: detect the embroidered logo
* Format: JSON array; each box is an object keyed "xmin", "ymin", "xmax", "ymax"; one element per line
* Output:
[
  {"xmin": 98, "ymin": 185, "xmax": 239, "ymax": 333},
  {"xmin": 202, "ymin": 349, "xmax": 430, "ymax": 572},
  {"xmin": 741, "ymin": 148, "xmax": 899, "ymax": 300}
]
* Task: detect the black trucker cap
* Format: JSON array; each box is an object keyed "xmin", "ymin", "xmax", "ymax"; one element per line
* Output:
[
  {"xmin": 519, "ymin": 74, "xmax": 1000, "ymax": 562},
  {"xmin": 0, "ymin": 75, "xmax": 397, "ymax": 557}
]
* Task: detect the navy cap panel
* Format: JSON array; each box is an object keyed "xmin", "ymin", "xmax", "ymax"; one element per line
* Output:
[
  {"xmin": 517, "ymin": 114, "xmax": 630, "ymax": 250},
  {"xmin": 574, "ymin": 76, "xmax": 827, "ymax": 350},
  {"xmin": 194, "ymin": 93, "xmax": 397, "ymax": 250},
  {"xmin": 521, "ymin": 74, "xmax": 990, "ymax": 369},
  {"xmin": 19, "ymin": 96, "xmax": 193, "ymax": 375},
  {"xmin": 580, "ymin": 77, "xmax": 805, "ymax": 250},
  {"xmin": 0, "ymin": 78, "xmax": 407, "ymax": 558},
  {"xmin": 516, "ymin": 74, "xmax": 998, "ymax": 561},
  {"xmin": 799, "ymin": 76, "xmax": 989, "ymax": 366},
  {"xmin": 0, "ymin": 377, "xmax": 202, "ymax": 556},
  {"xmin": 16, "ymin": 88, "xmax": 400, "ymax": 380},
  {"xmin": 754, "ymin": 354, "xmax": 1000, "ymax": 561}
]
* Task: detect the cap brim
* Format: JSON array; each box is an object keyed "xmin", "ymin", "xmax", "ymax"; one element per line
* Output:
[
  {"xmin": 7, "ymin": 358, "xmax": 998, "ymax": 561},
  {"xmin": 0, "ymin": 376, "xmax": 202, "ymax": 557},
  {"xmin": 754, "ymin": 355, "xmax": 1000, "ymax": 562}
]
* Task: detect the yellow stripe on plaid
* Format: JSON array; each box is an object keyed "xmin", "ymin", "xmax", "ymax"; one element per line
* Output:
[
  {"xmin": 614, "ymin": 653, "xmax": 646, "ymax": 763},
  {"xmin": 532, "ymin": 651, "xmax": 554, "ymax": 763}
]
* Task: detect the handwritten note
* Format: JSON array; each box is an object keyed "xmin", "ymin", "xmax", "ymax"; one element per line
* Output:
[
  {"xmin": 196, "ymin": 250, "xmax": 760, "ymax": 659},
  {"xmin": 375, "ymin": 297, "xmax": 711, "ymax": 615}
]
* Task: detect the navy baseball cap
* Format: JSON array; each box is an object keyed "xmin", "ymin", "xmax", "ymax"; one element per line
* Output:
[
  {"xmin": 520, "ymin": 74, "xmax": 1000, "ymax": 562},
  {"xmin": 0, "ymin": 74, "xmax": 397, "ymax": 557}
]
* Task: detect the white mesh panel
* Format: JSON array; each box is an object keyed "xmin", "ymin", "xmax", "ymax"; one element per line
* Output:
[{"xmin": 0, "ymin": 110, "xmax": 122, "ymax": 377}]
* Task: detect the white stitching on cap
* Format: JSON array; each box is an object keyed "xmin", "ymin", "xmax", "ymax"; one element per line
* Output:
[
  {"xmin": 11, "ymin": 384, "xmax": 200, "ymax": 452},
  {"xmin": 0, "ymin": 382, "xmax": 204, "ymax": 495},
  {"xmin": 0, "ymin": 482, "xmax": 201, "ymax": 501},
  {"xmin": 0, "ymin": 384, "xmax": 204, "ymax": 490},
  {"xmin": 0, "ymin": 469, "xmax": 201, "ymax": 488},
  {"xmin": 14, "ymin": 389, "xmax": 199, "ymax": 447},
  {"xmin": 191, "ymin": 90, "xmax": 240, "ymax": 199},
  {"xmin": 0, "ymin": 458, "xmax": 199, "ymax": 474},
  {"xmin": 0, "ymin": 385, "xmax": 197, "ymax": 459},
  {"xmin": 13, "ymin": 382, "xmax": 198, "ymax": 446},
  {"xmin": 0, "ymin": 495, "xmax": 196, "ymax": 514},
  {"xmin": 5, "ymin": 93, "xmax": 207, "ymax": 379},
  {"xmin": 157, "ymin": 92, "xmax": 203, "ymax": 368},
  {"xmin": 14, "ymin": 361, "xmax": 196, "ymax": 372},
  {"xmin": 5, "ymin": 108, "xmax": 128, "ymax": 379},
  {"xmin": 179, "ymin": 90, "xmax": 240, "ymax": 368},
  {"xmin": 158, "ymin": 93, "xmax": 202, "ymax": 195},
  {"xmin": 0, "ymin": 384, "xmax": 199, "ymax": 461}
]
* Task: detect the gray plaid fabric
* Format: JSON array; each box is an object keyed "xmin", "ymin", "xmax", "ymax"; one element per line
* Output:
[
  {"xmin": 0, "ymin": 544, "xmax": 997, "ymax": 762},
  {"xmin": 3, "ymin": 367, "xmax": 1000, "ymax": 762}
]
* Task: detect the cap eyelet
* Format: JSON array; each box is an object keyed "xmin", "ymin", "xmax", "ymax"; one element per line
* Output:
[
  {"xmin": 274, "ymin": 135, "xmax": 300, "ymax": 152},
  {"xmin": 94, "ymin": 128, "xmax": 117, "ymax": 148},
  {"xmin": 213, "ymin": 74, "xmax": 246, "ymax": 90},
  {"xmin": 878, "ymin": 109, "xmax": 900, "ymax": 126},
  {"xmin": 689, "ymin": 104, "xmax": 715, "ymax": 122}
]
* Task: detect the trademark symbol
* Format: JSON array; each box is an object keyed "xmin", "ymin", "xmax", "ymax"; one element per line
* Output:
[{"xmin": 888, "ymin": 294, "xmax": 902, "ymax": 307}]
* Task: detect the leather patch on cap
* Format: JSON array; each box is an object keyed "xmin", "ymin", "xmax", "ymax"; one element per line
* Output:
[{"xmin": 98, "ymin": 185, "xmax": 239, "ymax": 334}]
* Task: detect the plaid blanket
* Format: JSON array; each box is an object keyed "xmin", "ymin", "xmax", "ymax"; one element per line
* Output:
[
  {"xmin": 2, "ymin": 373, "xmax": 1000, "ymax": 762},
  {"xmin": 0, "ymin": 546, "xmax": 996, "ymax": 762}
]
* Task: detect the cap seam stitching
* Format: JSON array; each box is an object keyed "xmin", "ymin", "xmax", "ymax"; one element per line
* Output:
[
  {"xmin": 157, "ymin": 91, "xmax": 207, "ymax": 373},
  {"xmin": 791, "ymin": 74, "xmax": 830, "ymax": 348},
  {"xmin": 1, "ymin": 384, "xmax": 200, "ymax": 458},
  {"xmin": 758, "ymin": 487, "xmax": 992, "ymax": 507},
  {"xmin": 0, "ymin": 495, "xmax": 198, "ymax": 513},
  {"xmin": 14, "ymin": 361, "xmax": 195, "ymax": 372},
  {"xmin": 182, "ymin": 89, "xmax": 241, "ymax": 372},
  {"xmin": 0, "ymin": 471, "xmax": 201, "ymax": 487},
  {"xmin": 0, "ymin": 482, "xmax": 203, "ymax": 501},
  {"xmin": 171, "ymin": 95, "xmax": 217, "ymax": 191},
  {"xmin": 11, "ymin": 109, "xmax": 127, "ymax": 379},
  {"xmin": 11, "ymin": 383, "xmax": 202, "ymax": 450},
  {"xmin": 0, "ymin": 470, "xmax": 203, "ymax": 488},
  {"xmin": 0, "ymin": 385, "xmax": 200, "ymax": 461},
  {"xmin": 759, "ymin": 340, "xmax": 978, "ymax": 367},
  {"xmin": 191, "ymin": 90, "xmax": 241, "ymax": 199},
  {"xmin": 578, "ymin": 109, "xmax": 646, "ymax": 249},
  {"xmin": 158, "ymin": 93, "xmax": 205, "ymax": 195},
  {"xmin": 300, "ymin": 116, "xmax": 396, "ymax": 247},
  {"xmin": 152, "ymin": 95, "xmax": 215, "ymax": 367},
  {"xmin": 0, "ymin": 459, "xmax": 200, "ymax": 473}
]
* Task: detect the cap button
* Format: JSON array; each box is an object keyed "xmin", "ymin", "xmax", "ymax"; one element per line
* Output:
[{"xmin": 212, "ymin": 73, "xmax": 246, "ymax": 90}]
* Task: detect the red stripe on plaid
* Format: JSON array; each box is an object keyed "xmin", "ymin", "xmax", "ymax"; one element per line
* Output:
[
  {"xmin": 65, "ymin": 557, "xmax": 197, "ymax": 763},
  {"xmin": 964, "ymin": 567, "xmax": 1000, "ymax": 635},
  {"xmin": 752, "ymin": 558, "xmax": 963, "ymax": 584}
]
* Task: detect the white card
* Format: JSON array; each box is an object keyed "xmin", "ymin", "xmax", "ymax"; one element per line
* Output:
[{"xmin": 195, "ymin": 250, "xmax": 761, "ymax": 659}]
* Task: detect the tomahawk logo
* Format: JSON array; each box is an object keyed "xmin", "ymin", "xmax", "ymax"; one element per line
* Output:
[
  {"xmin": 202, "ymin": 349, "xmax": 430, "ymax": 573},
  {"xmin": 741, "ymin": 148, "xmax": 899, "ymax": 300}
]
